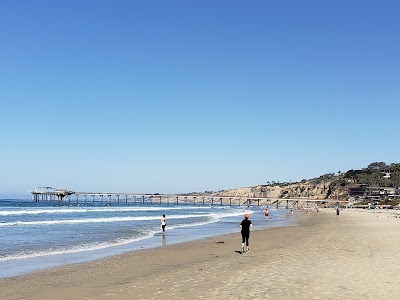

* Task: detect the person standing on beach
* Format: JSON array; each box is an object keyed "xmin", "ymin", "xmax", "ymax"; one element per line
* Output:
[
  {"xmin": 336, "ymin": 207, "xmax": 340, "ymax": 218},
  {"xmin": 264, "ymin": 208, "xmax": 269, "ymax": 220},
  {"xmin": 240, "ymin": 214, "xmax": 252, "ymax": 253},
  {"xmin": 160, "ymin": 214, "xmax": 166, "ymax": 233}
]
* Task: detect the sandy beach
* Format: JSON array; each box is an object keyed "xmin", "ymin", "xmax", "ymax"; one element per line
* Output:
[{"xmin": 1, "ymin": 208, "xmax": 400, "ymax": 300}]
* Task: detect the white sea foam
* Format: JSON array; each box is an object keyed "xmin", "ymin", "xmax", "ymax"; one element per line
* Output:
[
  {"xmin": 0, "ymin": 206, "xmax": 210, "ymax": 216},
  {"xmin": 0, "ymin": 232, "xmax": 158, "ymax": 262},
  {"xmin": 0, "ymin": 213, "xmax": 215, "ymax": 227}
]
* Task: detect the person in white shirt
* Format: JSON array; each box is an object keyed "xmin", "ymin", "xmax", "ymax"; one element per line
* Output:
[{"xmin": 160, "ymin": 214, "xmax": 166, "ymax": 232}]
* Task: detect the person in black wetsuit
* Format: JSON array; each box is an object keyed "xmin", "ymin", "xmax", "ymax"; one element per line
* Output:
[{"xmin": 240, "ymin": 214, "xmax": 252, "ymax": 253}]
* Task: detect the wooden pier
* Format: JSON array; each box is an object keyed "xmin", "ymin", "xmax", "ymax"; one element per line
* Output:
[{"xmin": 30, "ymin": 188, "xmax": 347, "ymax": 208}]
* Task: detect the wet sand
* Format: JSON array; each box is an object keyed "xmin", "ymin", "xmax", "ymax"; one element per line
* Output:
[{"xmin": 1, "ymin": 208, "xmax": 399, "ymax": 299}]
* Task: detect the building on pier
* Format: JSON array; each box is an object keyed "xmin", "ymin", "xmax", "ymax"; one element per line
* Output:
[{"xmin": 31, "ymin": 187, "xmax": 74, "ymax": 202}]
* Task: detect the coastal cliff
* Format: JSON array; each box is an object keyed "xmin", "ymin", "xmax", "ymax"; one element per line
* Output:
[{"xmin": 213, "ymin": 174, "xmax": 349, "ymax": 200}]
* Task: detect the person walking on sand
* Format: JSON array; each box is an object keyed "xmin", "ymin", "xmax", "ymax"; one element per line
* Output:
[
  {"xmin": 240, "ymin": 214, "xmax": 252, "ymax": 253},
  {"xmin": 264, "ymin": 208, "xmax": 269, "ymax": 220},
  {"xmin": 336, "ymin": 207, "xmax": 340, "ymax": 218},
  {"xmin": 160, "ymin": 214, "xmax": 166, "ymax": 233}
]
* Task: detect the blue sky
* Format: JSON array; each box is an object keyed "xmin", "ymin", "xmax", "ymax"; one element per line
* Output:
[{"xmin": 0, "ymin": 1, "xmax": 399, "ymax": 195}]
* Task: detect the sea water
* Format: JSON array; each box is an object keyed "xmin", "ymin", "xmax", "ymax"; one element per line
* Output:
[{"xmin": 0, "ymin": 196, "xmax": 297, "ymax": 278}]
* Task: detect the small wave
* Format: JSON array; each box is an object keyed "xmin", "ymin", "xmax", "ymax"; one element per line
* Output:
[
  {"xmin": 0, "ymin": 206, "xmax": 211, "ymax": 216},
  {"xmin": 0, "ymin": 213, "xmax": 215, "ymax": 227},
  {"xmin": 0, "ymin": 233, "xmax": 157, "ymax": 262}
]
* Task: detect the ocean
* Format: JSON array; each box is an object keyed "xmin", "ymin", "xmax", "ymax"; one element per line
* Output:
[{"xmin": 0, "ymin": 196, "xmax": 297, "ymax": 278}]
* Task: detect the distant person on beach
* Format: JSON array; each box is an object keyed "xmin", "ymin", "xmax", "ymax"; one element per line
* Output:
[
  {"xmin": 160, "ymin": 214, "xmax": 166, "ymax": 232},
  {"xmin": 240, "ymin": 214, "xmax": 252, "ymax": 253},
  {"xmin": 290, "ymin": 209, "xmax": 293, "ymax": 216},
  {"xmin": 264, "ymin": 208, "xmax": 269, "ymax": 220},
  {"xmin": 336, "ymin": 207, "xmax": 340, "ymax": 218}
]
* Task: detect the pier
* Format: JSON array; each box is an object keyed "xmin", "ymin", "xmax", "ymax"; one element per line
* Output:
[{"xmin": 30, "ymin": 187, "xmax": 347, "ymax": 208}]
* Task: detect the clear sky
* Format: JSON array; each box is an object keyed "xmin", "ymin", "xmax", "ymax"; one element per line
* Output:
[{"xmin": 0, "ymin": 0, "xmax": 399, "ymax": 195}]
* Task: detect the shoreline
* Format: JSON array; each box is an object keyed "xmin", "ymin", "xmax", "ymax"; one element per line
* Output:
[
  {"xmin": 1, "ymin": 208, "xmax": 400, "ymax": 299},
  {"xmin": 0, "ymin": 205, "xmax": 296, "ymax": 278}
]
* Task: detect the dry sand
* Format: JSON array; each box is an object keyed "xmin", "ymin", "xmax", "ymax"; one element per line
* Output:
[{"xmin": 1, "ymin": 209, "xmax": 400, "ymax": 300}]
